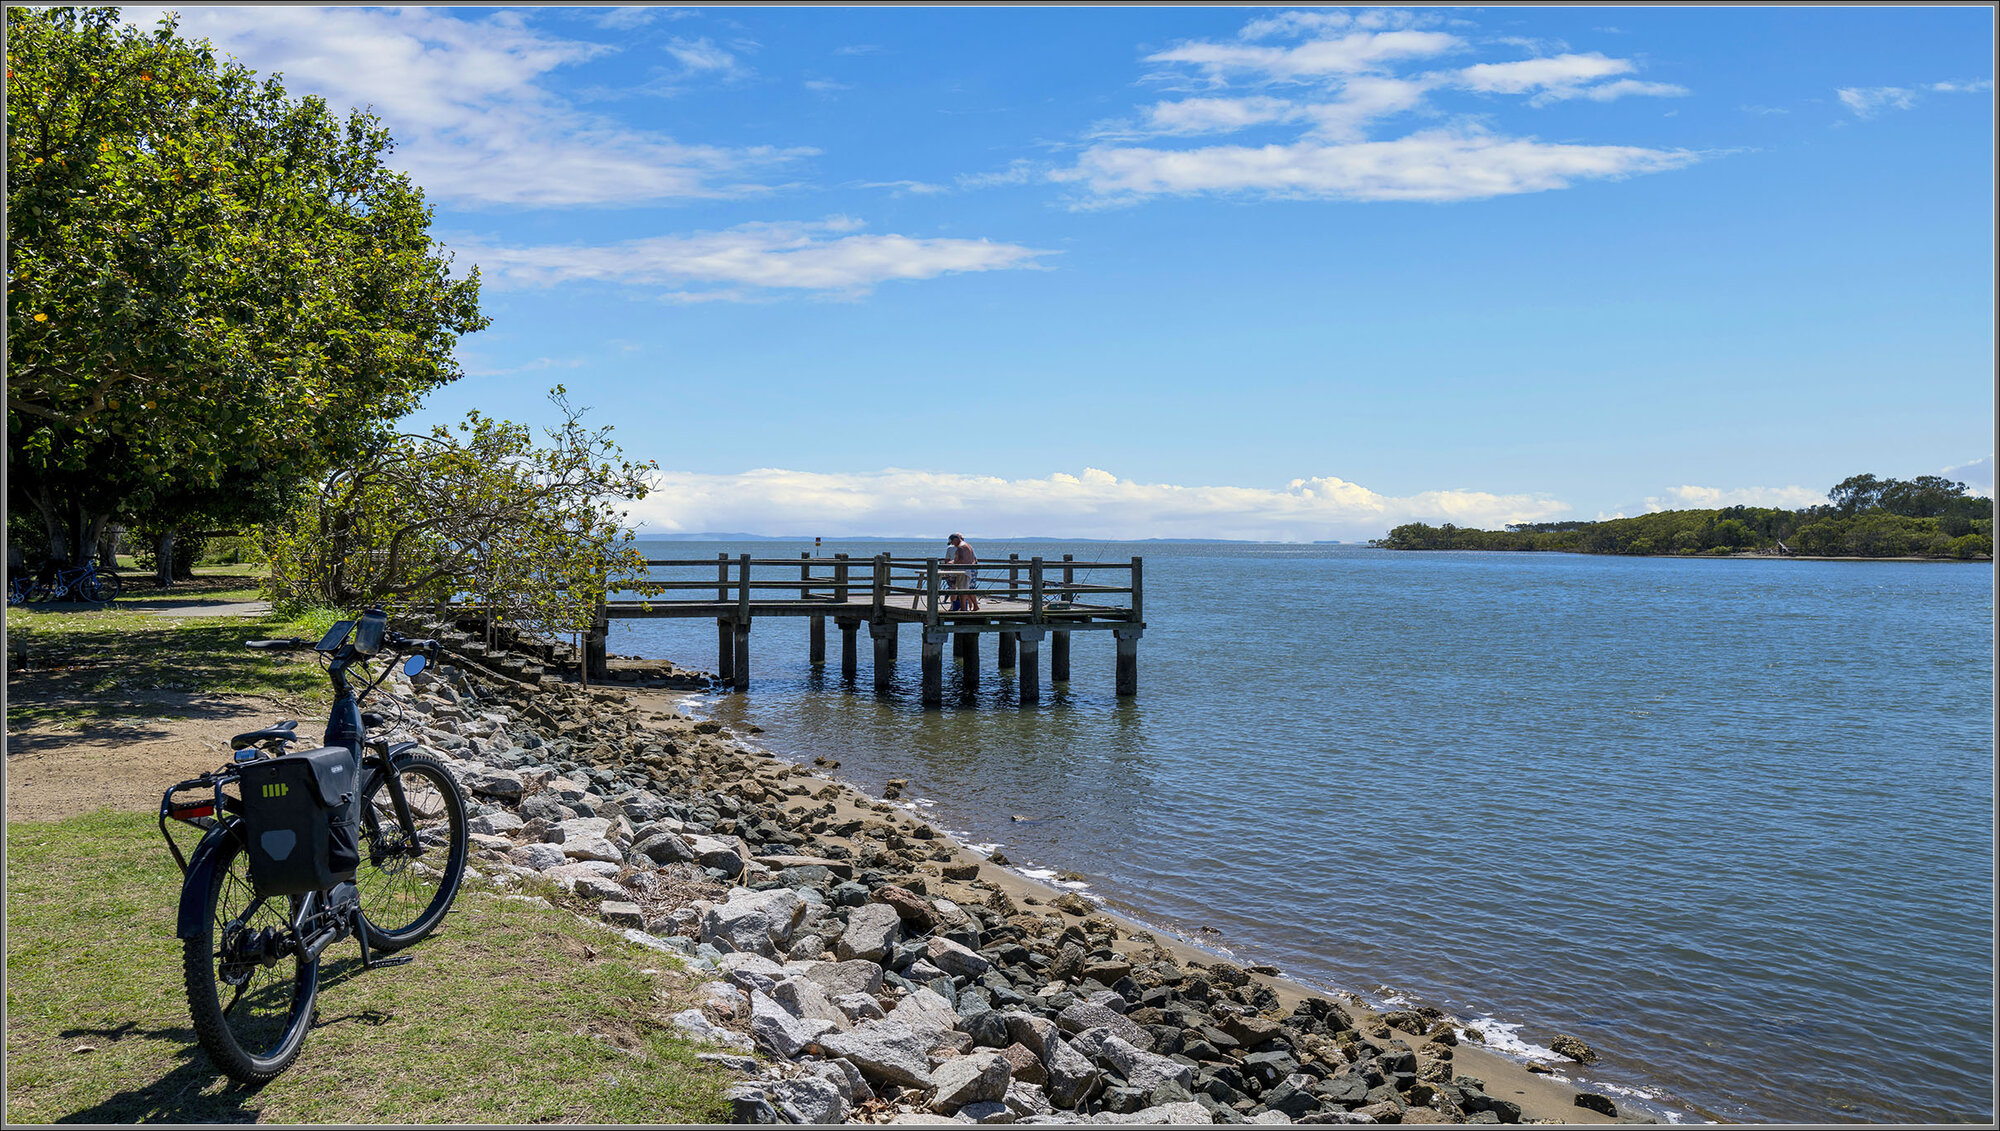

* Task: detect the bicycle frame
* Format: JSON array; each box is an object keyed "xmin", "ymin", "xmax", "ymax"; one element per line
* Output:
[{"xmin": 161, "ymin": 631, "xmax": 427, "ymax": 943}]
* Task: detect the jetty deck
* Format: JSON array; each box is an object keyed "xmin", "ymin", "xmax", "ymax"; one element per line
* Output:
[{"xmin": 586, "ymin": 553, "xmax": 1144, "ymax": 706}]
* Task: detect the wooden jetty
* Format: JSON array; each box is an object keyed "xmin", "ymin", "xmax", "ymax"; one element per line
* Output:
[{"xmin": 584, "ymin": 553, "xmax": 1144, "ymax": 707}]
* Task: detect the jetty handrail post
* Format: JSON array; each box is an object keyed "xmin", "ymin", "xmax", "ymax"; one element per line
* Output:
[
  {"xmin": 1062, "ymin": 553, "xmax": 1075, "ymax": 603},
  {"xmin": 1030, "ymin": 556, "xmax": 1044, "ymax": 624},
  {"xmin": 733, "ymin": 553, "xmax": 751, "ymax": 692},
  {"xmin": 872, "ymin": 554, "xmax": 887, "ymax": 621},
  {"xmin": 926, "ymin": 558, "xmax": 941, "ymax": 628},
  {"xmin": 835, "ymin": 553, "xmax": 850, "ymax": 603},
  {"xmin": 1009, "ymin": 553, "xmax": 1020, "ymax": 600},
  {"xmin": 804, "ymin": 553, "xmax": 824, "ymax": 666},
  {"xmin": 715, "ymin": 553, "xmax": 733, "ymax": 683},
  {"xmin": 1130, "ymin": 556, "xmax": 1143, "ymax": 624}
]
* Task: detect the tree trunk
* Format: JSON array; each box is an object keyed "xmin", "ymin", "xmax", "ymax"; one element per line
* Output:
[
  {"xmin": 85, "ymin": 513, "xmax": 112, "ymax": 572},
  {"xmin": 155, "ymin": 529, "xmax": 176, "ymax": 589},
  {"xmin": 98, "ymin": 524, "xmax": 121, "ymax": 572},
  {"xmin": 28, "ymin": 487, "xmax": 70, "ymax": 564}
]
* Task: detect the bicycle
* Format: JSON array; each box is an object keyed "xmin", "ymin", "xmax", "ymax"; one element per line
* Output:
[
  {"xmin": 159, "ymin": 608, "xmax": 469, "ymax": 1083},
  {"xmin": 9, "ymin": 558, "xmax": 121, "ymax": 603}
]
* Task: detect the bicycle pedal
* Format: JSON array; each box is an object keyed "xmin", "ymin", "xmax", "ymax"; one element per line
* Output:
[{"xmin": 363, "ymin": 953, "xmax": 414, "ymax": 970}]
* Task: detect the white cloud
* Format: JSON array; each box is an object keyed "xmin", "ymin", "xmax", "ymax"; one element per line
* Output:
[
  {"xmin": 622, "ymin": 467, "xmax": 1570, "ymax": 541},
  {"xmin": 455, "ymin": 218, "xmax": 1053, "ymax": 300},
  {"xmin": 1057, "ymin": 129, "xmax": 1698, "ymax": 204},
  {"xmin": 1639, "ymin": 485, "xmax": 1829, "ymax": 513},
  {"xmin": 1143, "ymin": 96, "xmax": 1303, "ymax": 135},
  {"xmin": 662, "ymin": 35, "xmax": 748, "ymax": 81},
  {"xmin": 595, "ymin": 7, "xmax": 667, "ymax": 30},
  {"xmin": 1069, "ymin": 12, "xmax": 1696, "ymax": 204},
  {"xmin": 1147, "ymin": 29, "xmax": 1465, "ymax": 84},
  {"xmin": 1840, "ymin": 79, "xmax": 1993, "ymax": 117},
  {"xmin": 1943, "ymin": 456, "xmax": 1994, "ymax": 496},
  {"xmin": 956, "ymin": 161, "xmax": 1040, "ymax": 189},
  {"xmin": 122, "ymin": 6, "xmax": 806, "ymax": 207},
  {"xmin": 805, "ymin": 78, "xmax": 853, "ymax": 95},
  {"xmin": 856, "ymin": 179, "xmax": 950, "ymax": 196},
  {"xmin": 1838, "ymin": 86, "xmax": 1918, "ymax": 117},
  {"xmin": 1458, "ymin": 52, "xmax": 1633, "ymax": 95}
]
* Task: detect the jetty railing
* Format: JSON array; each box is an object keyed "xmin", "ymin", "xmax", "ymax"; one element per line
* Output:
[{"xmin": 593, "ymin": 551, "xmax": 1144, "ymax": 704}]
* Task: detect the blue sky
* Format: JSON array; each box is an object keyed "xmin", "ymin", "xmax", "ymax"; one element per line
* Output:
[{"xmin": 136, "ymin": 5, "xmax": 1993, "ymax": 539}]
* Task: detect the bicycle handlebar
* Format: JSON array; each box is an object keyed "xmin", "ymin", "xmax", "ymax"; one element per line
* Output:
[{"xmin": 243, "ymin": 633, "xmax": 436, "ymax": 654}]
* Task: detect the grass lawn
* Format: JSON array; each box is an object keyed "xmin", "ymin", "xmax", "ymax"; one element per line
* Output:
[
  {"xmin": 5, "ymin": 567, "xmax": 335, "ymax": 730},
  {"xmin": 5, "ymin": 811, "xmax": 737, "ymax": 1124}
]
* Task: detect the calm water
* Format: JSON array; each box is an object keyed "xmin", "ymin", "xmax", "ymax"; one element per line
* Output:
[{"xmin": 612, "ymin": 541, "xmax": 1995, "ymax": 1123}]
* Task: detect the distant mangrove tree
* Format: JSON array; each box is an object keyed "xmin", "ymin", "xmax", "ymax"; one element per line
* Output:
[{"xmin": 1374, "ymin": 474, "xmax": 1993, "ymax": 559}]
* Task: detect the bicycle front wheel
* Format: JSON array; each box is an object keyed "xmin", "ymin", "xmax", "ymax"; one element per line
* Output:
[
  {"xmin": 183, "ymin": 832, "xmax": 318, "ymax": 1084},
  {"xmin": 356, "ymin": 753, "xmax": 468, "ymax": 952},
  {"xmin": 86, "ymin": 570, "xmax": 121, "ymax": 602}
]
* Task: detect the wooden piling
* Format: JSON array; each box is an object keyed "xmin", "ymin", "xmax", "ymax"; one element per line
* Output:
[
  {"xmin": 998, "ymin": 630, "xmax": 1016, "ymax": 671},
  {"xmin": 733, "ymin": 621, "xmax": 751, "ymax": 692},
  {"xmin": 872, "ymin": 621, "xmax": 895, "ymax": 694},
  {"xmin": 1114, "ymin": 627, "xmax": 1138, "ymax": 697},
  {"xmin": 1019, "ymin": 629, "xmax": 1041, "ymax": 704},
  {"xmin": 839, "ymin": 617, "xmax": 859, "ymax": 680},
  {"xmin": 1052, "ymin": 630, "xmax": 1071, "ymax": 683},
  {"xmin": 921, "ymin": 630, "xmax": 944, "ymax": 706},
  {"xmin": 962, "ymin": 632, "xmax": 979, "ymax": 690},
  {"xmin": 733, "ymin": 554, "xmax": 752, "ymax": 691}
]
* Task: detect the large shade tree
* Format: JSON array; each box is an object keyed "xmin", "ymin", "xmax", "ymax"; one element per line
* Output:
[{"xmin": 7, "ymin": 6, "xmax": 487, "ymax": 571}]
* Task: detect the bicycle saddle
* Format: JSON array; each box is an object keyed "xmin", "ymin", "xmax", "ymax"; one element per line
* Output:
[{"xmin": 231, "ymin": 720, "xmax": 300, "ymax": 750}]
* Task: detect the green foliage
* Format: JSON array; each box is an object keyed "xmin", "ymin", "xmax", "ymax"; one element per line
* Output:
[
  {"xmin": 6, "ymin": 6, "xmax": 487, "ymax": 562},
  {"xmin": 262, "ymin": 389, "xmax": 659, "ymax": 641},
  {"xmin": 1377, "ymin": 474, "xmax": 1993, "ymax": 559}
]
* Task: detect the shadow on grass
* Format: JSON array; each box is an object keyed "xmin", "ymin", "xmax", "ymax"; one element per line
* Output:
[
  {"xmin": 7, "ymin": 615, "xmax": 325, "ymax": 727},
  {"xmin": 48, "ymin": 1033, "xmax": 263, "ymax": 1125},
  {"xmin": 3, "ymin": 690, "xmax": 304, "ymax": 744}
]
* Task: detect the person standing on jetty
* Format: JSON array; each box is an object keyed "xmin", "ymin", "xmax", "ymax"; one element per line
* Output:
[{"xmin": 944, "ymin": 533, "xmax": 980, "ymax": 611}]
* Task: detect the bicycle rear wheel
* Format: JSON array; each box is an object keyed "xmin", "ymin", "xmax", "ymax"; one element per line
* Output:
[
  {"xmin": 86, "ymin": 569, "xmax": 121, "ymax": 602},
  {"xmin": 183, "ymin": 832, "xmax": 318, "ymax": 1084},
  {"xmin": 356, "ymin": 752, "xmax": 468, "ymax": 952}
]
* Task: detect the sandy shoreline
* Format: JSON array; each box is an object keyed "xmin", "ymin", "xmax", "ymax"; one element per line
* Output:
[{"xmin": 623, "ymin": 683, "xmax": 1670, "ymax": 1125}]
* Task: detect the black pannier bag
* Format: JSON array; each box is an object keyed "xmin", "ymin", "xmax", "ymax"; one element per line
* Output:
[{"xmin": 237, "ymin": 745, "xmax": 361, "ymax": 896}]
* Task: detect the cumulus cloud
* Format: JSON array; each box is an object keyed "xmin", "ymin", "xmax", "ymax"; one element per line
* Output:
[
  {"xmin": 1058, "ymin": 129, "xmax": 1697, "ymax": 204},
  {"xmin": 121, "ymin": 5, "xmax": 806, "ymax": 207},
  {"xmin": 1640, "ymin": 485, "xmax": 1830, "ymax": 513},
  {"xmin": 1063, "ymin": 11, "xmax": 1695, "ymax": 204},
  {"xmin": 454, "ymin": 218, "xmax": 1053, "ymax": 299},
  {"xmin": 621, "ymin": 467, "xmax": 1568, "ymax": 541}
]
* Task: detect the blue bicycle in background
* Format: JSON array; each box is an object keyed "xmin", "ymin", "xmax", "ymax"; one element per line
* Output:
[{"xmin": 8, "ymin": 558, "xmax": 121, "ymax": 604}]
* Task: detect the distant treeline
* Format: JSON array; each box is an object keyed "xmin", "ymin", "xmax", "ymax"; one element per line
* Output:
[{"xmin": 1375, "ymin": 474, "xmax": 1993, "ymax": 559}]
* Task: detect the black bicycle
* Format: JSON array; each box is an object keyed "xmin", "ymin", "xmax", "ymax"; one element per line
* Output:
[{"xmin": 160, "ymin": 608, "xmax": 468, "ymax": 1083}]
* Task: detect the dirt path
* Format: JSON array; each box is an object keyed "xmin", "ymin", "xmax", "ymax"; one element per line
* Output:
[{"xmin": 4, "ymin": 692, "xmax": 297, "ymax": 822}]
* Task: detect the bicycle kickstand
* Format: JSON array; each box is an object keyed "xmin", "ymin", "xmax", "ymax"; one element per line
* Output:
[{"xmin": 354, "ymin": 915, "xmax": 414, "ymax": 971}]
